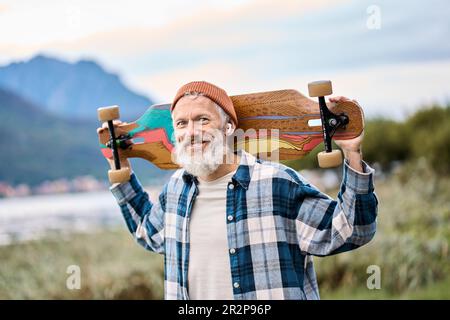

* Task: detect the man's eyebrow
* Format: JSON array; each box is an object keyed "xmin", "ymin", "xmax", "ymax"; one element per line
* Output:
[{"xmin": 173, "ymin": 112, "xmax": 214, "ymax": 122}]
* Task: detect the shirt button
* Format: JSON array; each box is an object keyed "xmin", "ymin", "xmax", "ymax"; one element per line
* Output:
[
  {"xmin": 233, "ymin": 282, "xmax": 240, "ymax": 289},
  {"xmin": 229, "ymin": 248, "xmax": 236, "ymax": 254},
  {"xmin": 228, "ymin": 184, "xmax": 234, "ymax": 190},
  {"xmin": 227, "ymin": 215, "xmax": 234, "ymax": 221}
]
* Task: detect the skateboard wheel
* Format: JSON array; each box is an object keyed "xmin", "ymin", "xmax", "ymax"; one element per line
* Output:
[
  {"xmin": 308, "ymin": 80, "xmax": 333, "ymax": 97},
  {"xmin": 317, "ymin": 150, "xmax": 342, "ymax": 168},
  {"xmin": 108, "ymin": 167, "xmax": 131, "ymax": 184},
  {"xmin": 98, "ymin": 105, "xmax": 120, "ymax": 122}
]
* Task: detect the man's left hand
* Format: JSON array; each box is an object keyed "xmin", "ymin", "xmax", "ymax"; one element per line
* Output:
[{"xmin": 329, "ymin": 96, "xmax": 364, "ymax": 173}]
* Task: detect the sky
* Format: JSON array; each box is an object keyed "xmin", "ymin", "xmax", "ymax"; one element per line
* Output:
[{"xmin": 1, "ymin": 0, "xmax": 449, "ymax": 119}]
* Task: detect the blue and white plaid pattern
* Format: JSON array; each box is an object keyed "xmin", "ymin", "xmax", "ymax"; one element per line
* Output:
[{"xmin": 110, "ymin": 150, "xmax": 378, "ymax": 300}]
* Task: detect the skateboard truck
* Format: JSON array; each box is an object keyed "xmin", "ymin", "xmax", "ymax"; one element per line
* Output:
[
  {"xmin": 97, "ymin": 105, "xmax": 131, "ymax": 184},
  {"xmin": 106, "ymin": 133, "xmax": 132, "ymax": 150},
  {"xmin": 308, "ymin": 80, "xmax": 348, "ymax": 168}
]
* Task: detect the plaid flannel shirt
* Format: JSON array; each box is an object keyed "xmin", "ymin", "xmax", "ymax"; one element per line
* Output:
[{"xmin": 110, "ymin": 150, "xmax": 378, "ymax": 300}]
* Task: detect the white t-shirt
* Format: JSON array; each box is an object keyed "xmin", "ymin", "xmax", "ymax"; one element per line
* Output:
[{"xmin": 188, "ymin": 169, "xmax": 237, "ymax": 300}]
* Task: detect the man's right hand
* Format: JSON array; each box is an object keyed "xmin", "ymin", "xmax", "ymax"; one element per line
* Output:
[{"xmin": 97, "ymin": 120, "xmax": 133, "ymax": 171}]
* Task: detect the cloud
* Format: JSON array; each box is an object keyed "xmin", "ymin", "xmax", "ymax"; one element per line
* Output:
[
  {"xmin": 0, "ymin": 4, "xmax": 9, "ymax": 13},
  {"xmin": 0, "ymin": 0, "xmax": 346, "ymax": 70},
  {"xmin": 280, "ymin": 60, "xmax": 450, "ymax": 119},
  {"xmin": 1, "ymin": 0, "xmax": 449, "ymax": 120},
  {"xmin": 129, "ymin": 58, "xmax": 450, "ymax": 121},
  {"xmin": 36, "ymin": 0, "xmax": 450, "ymax": 80},
  {"xmin": 128, "ymin": 59, "xmax": 268, "ymax": 102}
]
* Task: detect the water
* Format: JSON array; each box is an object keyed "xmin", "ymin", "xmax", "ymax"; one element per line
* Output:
[{"xmin": 0, "ymin": 190, "xmax": 126, "ymax": 245}]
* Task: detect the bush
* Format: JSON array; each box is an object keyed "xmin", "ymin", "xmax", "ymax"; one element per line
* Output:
[
  {"xmin": 406, "ymin": 105, "xmax": 450, "ymax": 175},
  {"xmin": 363, "ymin": 119, "xmax": 410, "ymax": 169},
  {"xmin": 315, "ymin": 160, "xmax": 450, "ymax": 298}
]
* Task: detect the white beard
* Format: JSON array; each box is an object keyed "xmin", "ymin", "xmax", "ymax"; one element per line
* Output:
[{"xmin": 174, "ymin": 129, "xmax": 228, "ymax": 177}]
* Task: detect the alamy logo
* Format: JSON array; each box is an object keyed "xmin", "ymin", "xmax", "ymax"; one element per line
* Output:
[
  {"xmin": 366, "ymin": 265, "xmax": 381, "ymax": 290},
  {"xmin": 366, "ymin": 5, "xmax": 382, "ymax": 30},
  {"xmin": 66, "ymin": 265, "xmax": 81, "ymax": 290}
]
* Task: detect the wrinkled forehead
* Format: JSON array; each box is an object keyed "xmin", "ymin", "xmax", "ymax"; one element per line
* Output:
[{"xmin": 171, "ymin": 95, "xmax": 220, "ymax": 120}]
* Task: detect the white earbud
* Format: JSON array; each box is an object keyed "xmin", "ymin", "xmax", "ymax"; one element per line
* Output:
[{"xmin": 225, "ymin": 123, "xmax": 233, "ymax": 136}]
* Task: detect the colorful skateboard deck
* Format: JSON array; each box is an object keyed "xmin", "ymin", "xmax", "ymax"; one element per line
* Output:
[{"xmin": 98, "ymin": 89, "xmax": 364, "ymax": 169}]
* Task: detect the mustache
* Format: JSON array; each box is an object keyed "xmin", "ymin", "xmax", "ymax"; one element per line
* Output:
[{"xmin": 179, "ymin": 133, "xmax": 215, "ymax": 147}]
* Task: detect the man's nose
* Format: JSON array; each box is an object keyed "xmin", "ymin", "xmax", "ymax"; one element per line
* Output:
[{"xmin": 186, "ymin": 120, "xmax": 201, "ymax": 137}]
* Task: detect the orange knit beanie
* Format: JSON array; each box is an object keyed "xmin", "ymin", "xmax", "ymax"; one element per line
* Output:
[{"xmin": 171, "ymin": 81, "xmax": 238, "ymax": 126}]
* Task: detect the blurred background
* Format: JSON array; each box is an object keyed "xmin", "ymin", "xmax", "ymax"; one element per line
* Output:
[{"xmin": 0, "ymin": 0, "xmax": 449, "ymax": 299}]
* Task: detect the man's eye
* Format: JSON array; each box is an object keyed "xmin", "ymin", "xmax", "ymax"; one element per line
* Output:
[
  {"xmin": 200, "ymin": 117, "xmax": 209, "ymax": 123},
  {"xmin": 176, "ymin": 121, "xmax": 186, "ymax": 127}
]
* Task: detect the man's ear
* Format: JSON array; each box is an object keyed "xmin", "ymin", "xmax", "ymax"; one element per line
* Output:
[{"xmin": 225, "ymin": 122, "xmax": 235, "ymax": 136}]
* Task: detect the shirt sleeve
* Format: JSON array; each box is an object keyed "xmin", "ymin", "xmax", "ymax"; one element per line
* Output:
[
  {"xmin": 110, "ymin": 172, "xmax": 166, "ymax": 254},
  {"xmin": 295, "ymin": 160, "xmax": 378, "ymax": 256}
]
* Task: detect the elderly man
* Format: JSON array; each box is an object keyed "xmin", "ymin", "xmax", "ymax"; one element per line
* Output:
[{"xmin": 101, "ymin": 81, "xmax": 378, "ymax": 300}]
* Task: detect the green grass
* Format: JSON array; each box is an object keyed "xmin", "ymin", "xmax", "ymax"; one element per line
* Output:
[
  {"xmin": 0, "ymin": 160, "xmax": 449, "ymax": 299},
  {"xmin": 321, "ymin": 275, "xmax": 450, "ymax": 299},
  {"xmin": 316, "ymin": 159, "xmax": 450, "ymax": 299},
  {"xmin": 0, "ymin": 230, "xmax": 164, "ymax": 299}
]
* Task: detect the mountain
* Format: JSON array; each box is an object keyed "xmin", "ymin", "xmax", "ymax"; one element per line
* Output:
[
  {"xmin": 0, "ymin": 55, "xmax": 153, "ymax": 120},
  {"xmin": 0, "ymin": 88, "xmax": 170, "ymax": 186}
]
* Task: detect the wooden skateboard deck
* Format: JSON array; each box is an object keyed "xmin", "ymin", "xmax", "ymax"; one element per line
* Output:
[{"xmin": 98, "ymin": 89, "xmax": 364, "ymax": 169}]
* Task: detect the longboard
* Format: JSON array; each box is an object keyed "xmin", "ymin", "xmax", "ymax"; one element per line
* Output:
[{"xmin": 97, "ymin": 88, "xmax": 363, "ymax": 170}]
